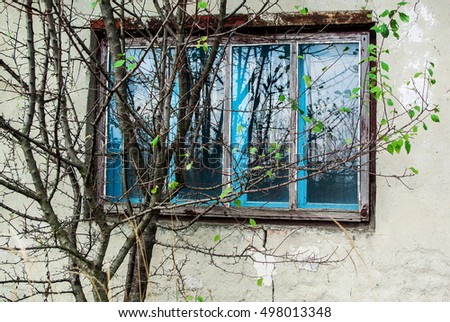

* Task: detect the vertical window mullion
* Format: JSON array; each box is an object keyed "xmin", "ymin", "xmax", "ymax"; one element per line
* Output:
[
  {"xmin": 289, "ymin": 42, "xmax": 298, "ymax": 210},
  {"xmin": 297, "ymin": 42, "xmax": 308, "ymax": 208},
  {"xmin": 223, "ymin": 44, "xmax": 232, "ymax": 207},
  {"xmin": 359, "ymin": 32, "xmax": 371, "ymax": 219}
]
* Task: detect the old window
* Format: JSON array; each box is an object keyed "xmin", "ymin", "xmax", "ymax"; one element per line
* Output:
[{"xmin": 103, "ymin": 31, "xmax": 372, "ymax": 222}]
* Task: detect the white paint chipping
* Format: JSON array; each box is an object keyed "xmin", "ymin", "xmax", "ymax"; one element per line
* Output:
[{"xmin": 251, "ymin": 251, "xmax": 276, "ymax": 286}]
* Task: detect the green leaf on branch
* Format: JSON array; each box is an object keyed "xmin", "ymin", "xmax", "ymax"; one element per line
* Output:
[
  {"xmin": 197, "ymin": 1, "xmax": 208, "ymax": 9},
  {"xmin": 381, "ymin": 61, "xmax": 390, "ymax": 72},
  {"xmin": 387, "ymin": 144, "xmax": 394, "ymax": 155},
  {"xmin": 380, "ymin": 23, "xmax": 389, "ymax": 38},
  {"xmin": 303, "ymin": 75, "xmax": 312, "ymax": 88},
  {"xmin": 214, "ymin": 234, "xmax": 221, "ymax": 242},
  {"xmin": 423, "ymin": 122, "xmax": 428, "ymax": 131},
  {"xmin": 220, "ymin": 186, "xmax": 232, "ymax": 200},
  {"xmin": 196, "ymin": 36, "xmax": 208, "ymax": 51},
  {"xmin": 302, "ymin": 115, "xmax": 312, "ymax": 124},
  {"xmin": 409, "ymin": 166, "xmax": 419, "ymax": 175},
  {"xmin": 431, "ymin": 114, "xmax": 440, "ymax": 122},
  {"xmin": 266, "ymin": 170, "xmax": 272, "ymax": 178},
  {"xmin": 249, "ymin": 218, "xmax": 257, "ymax": 227},
  {"xmin": 257, "ymin": 277, "xmax": 263, "ymax": 287},
  {"xmin": 249, "ymin": 147, "xmax": 257, "ymax": 155},
  {"xmin": 196, "ymin": 296, "xmax": 204, "ymax": 302},
  {"xmin": 399, "ymin": 12, "xmax": 410, "ymax": 23},
  {"xmin": 390, "ymin": 19, "xmax": 399, "ymax": 32},
  {"xmin": 168, "ymin": 181, "xmax": 179, "ymax": 190},
  {"xmin": 269, "ymin": 142, "xmax": 279, "ymax": 153},
  {"xmin": 405, "ymin": 140, "xmax": 411, "ymax": 154},
  {"xmin": 395, "ymin": 139, "xmax": 403, "ymax": 153},
  {"xmin": 312, "ymin": 121, "xmax": 324, "ymax": 133},
  {"xmin": 186, "ymin": 161, "xmax": 193, "ymax": 171},
  {"xmin": 414, "ymin": 72, "xmax": 423, "ymax": 78},
  {"xmin": 151, "ymin": 185, "xmax": 158, "ymax": 195},
  {"xmin": 295, "ymin": 6, "xmax": 308, "ymax": 15},
  {"xmin": 340, "ymin": 107, "xmax": 352, "ymax": 113},
  {"xmin": 113, "ymin": 59, "xmax": 125, "ymax": 68},
  {"xmin": 233, "ymin": 199, "xmax": 242, "ymax": 208},
  {"xmin": 408, "ymin": 109, "xmax": 415, "ymax": 118},
  {"xmin": 279, "ymin": 94, "xmax": 286, "ymax": 102},
  {"xmin": 370, "ymin": 86, "xmax": 382, "ymax": 99},
  {"xmin": 387, "ymin": 98, "xmax": 394, "ymax": 106},
  {"xmin": 350, "ymin": 87, "xmax": 361, "ymax": 99},
  {"xmin": 127, "ymin": 63, "xmax": 137, "ymax": 71},
  {"xmin": 151, "ymin": 135, "xmax": 159, "ymax": 147},
  {"xmin": 379, "ymin": 10, "xmax": 390, "ymax": 17}
]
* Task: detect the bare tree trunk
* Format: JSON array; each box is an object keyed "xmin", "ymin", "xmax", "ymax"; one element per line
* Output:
[{"xmin": 124, "ymin": 212, "xmax": 159, "ymax": 302}]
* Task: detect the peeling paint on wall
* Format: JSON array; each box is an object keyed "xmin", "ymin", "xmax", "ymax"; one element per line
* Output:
[{"xmin": 251, "ymin": 251, "xmax": 276, "ymax": 287}]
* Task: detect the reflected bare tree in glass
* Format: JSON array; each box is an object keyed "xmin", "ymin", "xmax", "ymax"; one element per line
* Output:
[{"xmin": 232, "ymin": 44, "xmax": 291, "ymax": 205}]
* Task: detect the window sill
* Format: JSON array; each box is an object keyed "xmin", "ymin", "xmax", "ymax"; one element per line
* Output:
[
  {"xmin": 104, "ymin": 202, "xmax": 368, "ymax": 223},
  {"xmin": 163, "ymin": 205, "xmax": 367, "ymax": 222}
]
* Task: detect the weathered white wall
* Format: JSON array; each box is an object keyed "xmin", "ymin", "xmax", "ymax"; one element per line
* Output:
[{"xmin": 0, "ymin": 0, "xmax": 449, "ymax": 301}]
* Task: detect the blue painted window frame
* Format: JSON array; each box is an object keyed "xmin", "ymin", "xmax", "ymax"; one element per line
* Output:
[{"xmin": 296, "ymin": 42, "xmax": 361, "ymax": 211}]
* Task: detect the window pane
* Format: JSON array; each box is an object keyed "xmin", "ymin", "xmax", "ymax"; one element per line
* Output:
[
  {"xmin": 299, "ymin": 43, "xmax": 359, "ymax": 205},
  {"xmin": 176, "ymin": 48, "xmax": 225, "ymax": 200},
  {"xmin": 232, "ymin": 44, "xmax": 291, "ymax": 205},
  {"xmin": 106, "ymin": 49, "xmax": 159, "ymax": 201}
]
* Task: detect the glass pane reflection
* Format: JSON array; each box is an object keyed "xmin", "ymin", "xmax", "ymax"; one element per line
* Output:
[
  {"xmin": 232, "ymin": 44, "xmax": 291, "ymax": 204},
  {"xmin": 299, "ymin": 43, "xmax": 359, "ymax": 205}
]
